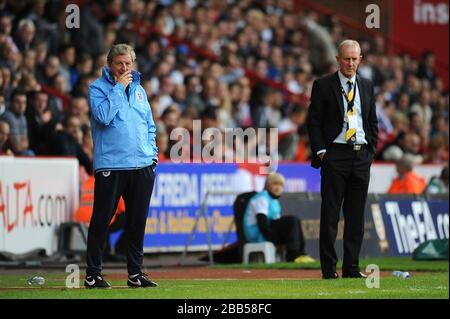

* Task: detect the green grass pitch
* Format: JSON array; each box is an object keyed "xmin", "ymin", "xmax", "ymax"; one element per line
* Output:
[{"xmin": 0, "ymin": 258, "xmax": 448, "ymax": 299}]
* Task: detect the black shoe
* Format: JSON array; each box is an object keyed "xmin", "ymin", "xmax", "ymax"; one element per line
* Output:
[
  {"xmin": 342, "ymin": 272, "xmax": 367, "ymax": 278},
  {"xmin": 322, "ymin": 272, "xmax": 339, "ymax": 279},
  {"xmin": 127, "ymin": 273, "xmax": 159, "ymax": 288},
  {"xmin": 84, "ymin": 275, "xmax": 111, "ymax": 289}
]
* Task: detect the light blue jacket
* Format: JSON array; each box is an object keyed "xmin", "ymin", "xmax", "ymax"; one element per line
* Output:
[
  {"xmin": 88, "ymin": 67, "xmax": 158, "ymax": 172},
  {"xmin": 243, "ymin": 190, "xmax": 281, "ymax": 243}
]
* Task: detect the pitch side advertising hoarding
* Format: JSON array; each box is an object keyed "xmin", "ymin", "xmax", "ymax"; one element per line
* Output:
[
  {"xmin": 377, "ymin": 198, "xmax": 449, "ymax": 256},
  {"xmin": 140, "ymin": 163, "xmax": 446, "ymax": 255},
  {"xmin": 0, "ymin": 157, "xmax": 79, "ymax": 254}
]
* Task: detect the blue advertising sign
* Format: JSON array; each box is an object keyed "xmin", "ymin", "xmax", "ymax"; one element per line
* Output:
[
  {"xmin": 380, "ymin": 199, "xmax": 449, "ymax": 256},
  {"xmin": 140, "ymin": 163, "xmax": 321, "ymax": 252}
]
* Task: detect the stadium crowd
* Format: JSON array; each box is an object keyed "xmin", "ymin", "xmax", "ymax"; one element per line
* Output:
[{"xmin": 0, "ymin": 0, "xmax": 448, "ymax": 182}]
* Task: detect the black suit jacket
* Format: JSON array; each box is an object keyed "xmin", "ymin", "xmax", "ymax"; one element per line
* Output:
[{"xmin": 307, "ymin": 72, "xmax": 378, "ymax": 169}]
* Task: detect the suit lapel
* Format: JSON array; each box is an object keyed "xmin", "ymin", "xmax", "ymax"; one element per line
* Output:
[
  {"xmin": 356, "ymin": 75, "xmax": 368, "ymax": 119},
  {"xmin": 331, "ymin": 72, "xmax": 345, "ymax": 118}
]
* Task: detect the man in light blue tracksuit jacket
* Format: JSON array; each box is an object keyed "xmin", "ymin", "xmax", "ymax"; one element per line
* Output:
[{"xmin": 85, "ymin": 43, "xmax": 158, "ymax": 289}]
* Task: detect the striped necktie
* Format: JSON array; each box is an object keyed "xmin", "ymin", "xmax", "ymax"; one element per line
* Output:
[
  {"xmin": 345, "ymin": 80, "xmax": 356, "ymax": 144},
  {"xmin": 346, "ymin": 80, "xmax": 354, "ymax": 102}
]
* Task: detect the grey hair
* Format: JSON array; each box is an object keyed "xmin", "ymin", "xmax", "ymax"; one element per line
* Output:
[
  {"xmin": 107, "ymin": 44, "xmax": 136, "ymax": 66},
  {"xmin": 338, "ymin": 40, "xmax": 361, "ymax": 55},
  {"xmin": 18, "ymin": 19, "xmax": 36, "ymax": 32}
]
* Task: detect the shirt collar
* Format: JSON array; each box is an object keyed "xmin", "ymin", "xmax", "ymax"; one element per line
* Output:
[{"xmin": 338, "ymin": 71, "xmax": 356, "ymax": 87}]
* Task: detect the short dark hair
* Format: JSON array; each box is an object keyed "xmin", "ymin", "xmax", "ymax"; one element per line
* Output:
[
  {"xmin": 201, "ymin": 107, "xmax": 217, "ymax": 120},
  {"xmin": 11, "ymin": 89, "xmax": 27, "ymax": 100}
]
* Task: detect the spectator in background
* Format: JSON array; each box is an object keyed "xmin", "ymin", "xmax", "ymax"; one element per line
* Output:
[
  {"xmin": 300, "ymin": 13, "xmax": 337, "ymax": 74},
  {"xmin": 80, "ymin": 122, "xmax": 93, "ymax": 164},
  {"xmin": 70, "ymin": 53, "xmax": 94, "ymax": 91},
  {"xmin": 430, "ymin": 115, "xmax": 449, "ymax": 139},
  {"xmin": 0, "ymin": 67, "xmax": 12, "ymax": 100},
  {"xmin": 50, "ymin": 115, "xmax": 92, "ymax": 175},
  {"xmin": 137, "ymin": 39, "xmax": 162, "ymax": 79},
  {"xmin": 403, "ymin": 132, "xmax": 424, "ymax": 164},
  {"xmin": 382, "ymin": 132, "xmax": 424, "ymax": 164},
  {"xmin": 157, "ymin": 75, "xmax": 176, "ymax": 116},
  {"xmin": 417, "ymin": 50, "xmax": 436, "ymax": 84},
  {"xmin": 395, "ymin": 91, "xmax": 411, "ymax": 115},
  {"xmin": 0, "ymin": 90, "xmax": 34, "ymax": 156},
  {"xmin": 252, "ymin": 87, "xmax": 282, "ymax": 128},
  {"xmin": 20, "ymin": 49, "xmax": 37, "ymax": 75},
  {"xmin": 0, "ymin": 119, "xmax": 12, "ymax": 155},
  {"xmin": 71, "ymin": 74, "xmax": 96, "ymax": 97},
  {"xmin": 294, "ymin": 125, "xmax": 311, "ymax": 162},
  {"xmin": 156, "ymin": 124, "xmax": 169, "ymax": 162},
  {"xmin": 184, "ymin": 74, "xmax": 205, "ymax": 113},
  {"xmin": 425, "ymin": 166, "xmax": 449, "ymax": 194},
  {"xmin": 375, "ymin": 94, "xmax": 394, "ymax": 134},
  {"xmin": 14, "ymin": 19, "xmax": 37, "ymax": 52},
  {"xmin": 0, "ymin": 94, "xmax": 5, "ymax": 115},
  {"xmin": 58, "ymin": 44, "xmax": 76, "ymax": 92},
  {"xmin": 36, "ymin": 55, "xmax": 60, "ymax": 86},
  {"xmin": 0, "ymin": 14, "xmax": 18, "ymax": 53},
  {"xmin": 230, "ymin": 80, "xmax": 252, "ymax": 128},
  {"xmin": 425, "ymin": 135, "xmax": 449, "ymax": 164},
  {"xmin": 0, "ymin": 39, "xmax": 19, "ymax": 72},
  {"xmin": 388, "ymin": 157, "xmax": 426, "ymax": 194},
  {"xmin": 160, "ymin": 105, "xmax": 180, "ymax": 137},
  {"xmin": 17, "ymin": 72, "xmax": 41, "ymax": 93},
  {"xmin": 278, "ymin": 104, "xmax": 307, "ymax": 161},
  {"xmin": 25, "ymin": 90, "xmax": 59, "ymax": 155},
  {"xmin": 70, "ymin": 2, "xmax": 105, "ymax": 57},
  {"xmin": 67, "ymin": 95, "xmax": 90, "ymax": 126},
  {"xmin": 410, "ymin": 90, "xmax": 433, "ymax": 125}
]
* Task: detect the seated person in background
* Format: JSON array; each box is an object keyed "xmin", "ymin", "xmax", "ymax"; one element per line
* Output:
[
  {"xmin": 50, "ymin": 115, "xmax": 93, "ymax": 175},
  {"xmin": 0, "ymin": 120, "xmax": 13, "ymax": 155},
  {"xmin": 388, "ymin": 157, "xmax": 426, "ymax": 194},
  {"xmin": 0, "ymin": 90, "xmax": 35, "ymax": 156},
  {"xmin": 425, "ymin": 166, "xmax": 449, "ymax": 194},
  {"xmin": 243, "ymin": 172, "xmax": 315, "ymax": 263}
]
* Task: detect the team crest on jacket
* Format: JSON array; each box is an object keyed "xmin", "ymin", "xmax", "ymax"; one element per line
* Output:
[{"xmin": 136, "ymin": 91, "xmax": 144, "ymax": 102}]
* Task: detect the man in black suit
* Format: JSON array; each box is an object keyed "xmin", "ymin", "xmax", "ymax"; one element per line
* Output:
[{"xmin": 307, "ymin": 40, "xmax": 378, "ymax": 279}]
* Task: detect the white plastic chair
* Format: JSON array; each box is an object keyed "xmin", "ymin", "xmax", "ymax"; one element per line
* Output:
[{"xmin": 242, "ymin": 241, "xmax": 276, "ymax": 264}]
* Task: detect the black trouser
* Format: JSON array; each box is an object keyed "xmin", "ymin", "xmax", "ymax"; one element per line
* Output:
[
  {"xmin": 270, "ymin": 216, "xmax": 306, "ymax": 261},
  {"xmin": 319, "ymin": 143, "xmax": 372, "ymax": 275},
  {"xmin": 86, "ymin": 165, "xmax": 155, "ymax": 276},
  {"xmin": 103, "ymin": 212, "xmax": 126, "ymax": 258}
]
